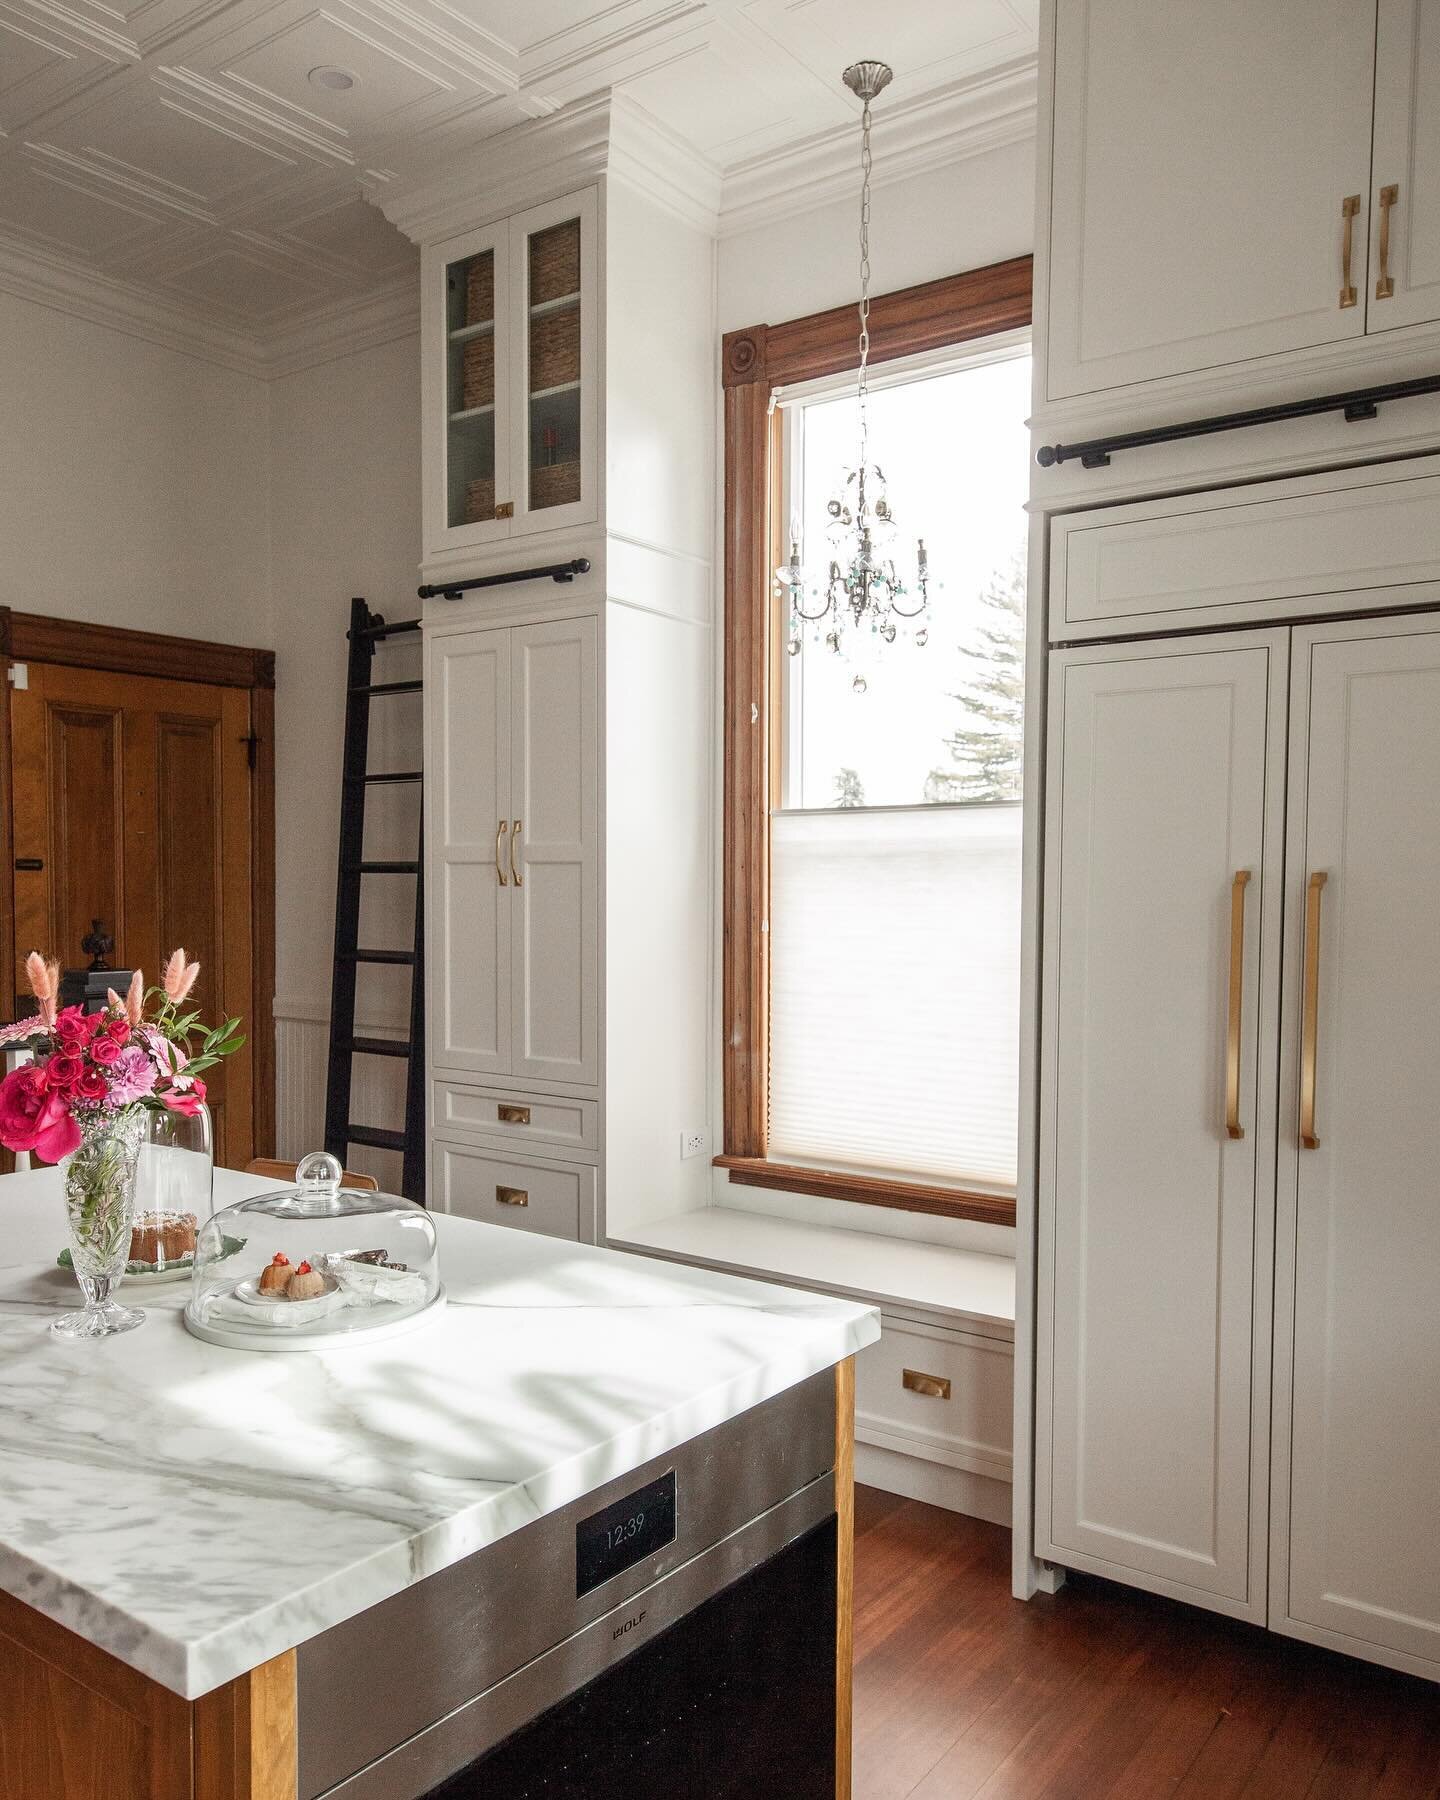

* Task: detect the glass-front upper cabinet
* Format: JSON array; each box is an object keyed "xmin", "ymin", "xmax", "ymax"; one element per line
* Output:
[{"xmin": 424, "ymin": 188, "xmax": 597, "ymax": 556}]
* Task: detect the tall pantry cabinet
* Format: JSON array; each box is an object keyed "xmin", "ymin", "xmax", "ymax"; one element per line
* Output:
[
  {"xmin": 1023, "ymin": 0, "xmax": 1440, "ymax": 1686},
  {"xmin": 378, "ymin": 96, "xmax": 718, "ymax": 1248}
]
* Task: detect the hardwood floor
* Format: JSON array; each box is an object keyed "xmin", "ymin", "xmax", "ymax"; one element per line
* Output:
[{"xmin": 852, "ymin": 1487, "xmax": 1440, "ymax": 1799}]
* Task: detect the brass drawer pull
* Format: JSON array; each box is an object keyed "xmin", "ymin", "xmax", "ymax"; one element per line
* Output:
[
  {"xmin": 496, "ymin": 1185, "xmax": 529, "ymax": 1206},
  {"xmin": 1376, "ymin": 182, "xmax": 1398, "ymax": 300},
  {"xmin": 495, "ymin": 501, "xmax": 515, "ymax": 520},
  {"xmin": 497, "ymin": 1104, "xmax": 531, "ymax": 1125},
  {"xmin": 1340, "ymin": 193, "xmax": 1360, "ymax": 308},
  {"xmin": 1299, "ymin": 871, "xmax": 1327, "ymax": 1150},
  {"xmin": 1226, "ymin": 870, "xmax": 1251, "ymax": 1141},
  {"xmin": 902, "ymin": 1369, "xmax": 951, "ymax": 1400},
  {"xmin": 510, "ymin": 819, "xmax": 523, "ymax": 887},
  {"xmin": 495, "ymin": 819, "xmax": 508, "ymax": 887}
]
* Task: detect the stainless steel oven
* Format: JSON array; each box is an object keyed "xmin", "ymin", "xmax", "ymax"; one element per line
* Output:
[{"xmin": 297, "ymin": 1371, "xmax": 839, "ymax": 1800}]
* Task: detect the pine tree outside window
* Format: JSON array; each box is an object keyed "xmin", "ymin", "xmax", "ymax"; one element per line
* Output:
[{"xmin": 770, "ymin": 339, "xmax": 1031, "ymax": 1193}]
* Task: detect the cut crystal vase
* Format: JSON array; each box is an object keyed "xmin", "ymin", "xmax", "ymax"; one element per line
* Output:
[{"xmin": 54, "ymin": 1105, "xmax": 147, "ymax": 1339}]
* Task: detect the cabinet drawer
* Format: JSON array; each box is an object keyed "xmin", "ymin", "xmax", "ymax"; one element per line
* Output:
[
  {"xmin": 435, "ymin": 1142, "xmax": 597, "ymax": 1242},
  {"xmin": 434, "ymin": 1082, "xmax": 599, "ymax": 1154},
  {"xmin": 1051, "ymin": 458, "xmax": 1440, "ymax": 641},
  {"xmin": 855, "ymin": 1317, "xmax": 1012, "ymax": 1483}
]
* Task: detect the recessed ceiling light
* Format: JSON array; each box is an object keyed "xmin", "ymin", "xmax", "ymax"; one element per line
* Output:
[{"xmin": 308, "ymin": 65, "xmax": 357, "ymax": 91}]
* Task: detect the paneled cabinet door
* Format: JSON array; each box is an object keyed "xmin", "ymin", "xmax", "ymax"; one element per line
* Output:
[
  {"xmin": 509, "ymin": 189, "xmax": 599, "ymax": 540},
  {"xmin": 1038, "ymin": 634, "xmax": 1286, "ymax": 1619},
  {"xmin": 427, "ymin": 629, "xmax": 512, "ymax": 1077},
  {"xmin": 1273, "ymin": 618, "xmax": 1440, "ymax": 1676},
  {"xmin": 1045, "ymin": 0, "xmax": 1375, "ymax": 400},
  {"xmin": 1368, "ymin": 0, "xmax": 1440, "ymax": 333},
  {"xmin": 508, "ymin": 616, "xmax": 599, "ymax": 1086},
  {"xmin": 424, "ymin": 219, "xmax": 514, "ymax": 553}
]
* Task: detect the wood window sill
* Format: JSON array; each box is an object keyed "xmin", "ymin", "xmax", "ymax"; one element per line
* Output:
[{"xmin": 713, "ymin": 1155, "xmax": 1016, "ymax": 1228}]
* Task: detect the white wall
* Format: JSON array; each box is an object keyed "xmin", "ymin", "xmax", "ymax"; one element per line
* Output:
[
  {"xmin": 718, "ymin": 138, "xmax": 1035, "ymax": 333},
  {"xmin": 711, "ymin": 138, "xmax": 1036, "ymax": 1258},
  {"xmin": 0, "ymin": 292, "xmax": 271, "ymax": 643},
  {"xmin": 267, "ymin": 333, "xmax": 423, "ymax": 1184}
]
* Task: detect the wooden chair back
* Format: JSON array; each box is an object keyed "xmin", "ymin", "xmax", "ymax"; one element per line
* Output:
[{"xmin": 244, "ymin": 1157, "xmax": 380, "ymax": 1192}]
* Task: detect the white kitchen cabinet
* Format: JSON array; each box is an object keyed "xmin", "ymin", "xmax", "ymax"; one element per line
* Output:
[
  {"xmin": 423, "ymin": 189, "xmax": 598, "ymax": 559},
  {"xmin": 509, "ymin": 617, "xmax": 599, "ymax": 1087},
  {"xmin": 426, "ymin": 616, "xmax": 597, "ymax": 1090},
  {"xmin": 1037, "ymin": 633, "xmax": 1285, "ymax": 1617},
  {"xmin": 435, "ymin": 1139, "xmax": 597, "ymax": 1242},
  {"xmin": 429, "ymin": 628, "xmax": 511, "ymax": 1078},
  {"xmin": 1044, "ymin": 0, "xmax": 1375, "ymax": 401},
  {"xmin": 1271, "ymin": 615, "xmax": 1440, "ymax": 1677},
  {"xmin": 1369, "ymin": 0, "xmax": 1440, "ymax": 333}
]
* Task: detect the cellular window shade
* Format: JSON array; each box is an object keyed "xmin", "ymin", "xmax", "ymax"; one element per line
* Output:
[{"xmin": 768, "ymin": 804, "xmax": 1021, "ymax": 1188}]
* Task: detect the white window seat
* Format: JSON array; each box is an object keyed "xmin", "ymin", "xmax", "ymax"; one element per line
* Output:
[{"xmin": 610, "ymin": 1206, "xmax": 1015, "ymax": 1339}]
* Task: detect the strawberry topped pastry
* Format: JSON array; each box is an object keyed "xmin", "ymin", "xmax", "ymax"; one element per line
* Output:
[
  {"xmin": 258, "ymin": 1252, "xmax": 291, "ymax": 1295},
  {"xmin": 287, "ymin": 1260, "xmax": 326, "ymax": 1301}
]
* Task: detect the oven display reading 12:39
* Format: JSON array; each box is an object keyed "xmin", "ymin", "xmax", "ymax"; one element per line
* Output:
[{"xmin": 576, "ymin": 1471, "xmax": 677, "ymax": 1597}]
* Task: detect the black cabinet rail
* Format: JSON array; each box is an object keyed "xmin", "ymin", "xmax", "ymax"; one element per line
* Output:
[
  {"xmin": 1037, "ymin": 372, "xmax": 1440, "ymax": 470},
  {"xmin": 418, "ymin": 557, "xmax": 591, "ymax": 600}
]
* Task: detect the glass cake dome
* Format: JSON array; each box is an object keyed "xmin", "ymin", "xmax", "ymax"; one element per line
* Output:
[{"xmin": 183, "ymin": 1151, "xmax": 444, "ymax": 1352}]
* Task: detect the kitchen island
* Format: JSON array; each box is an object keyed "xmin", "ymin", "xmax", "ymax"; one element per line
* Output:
[{"xmin": 0, "ymin": 1168, "xmax": 877, "ymax": 1799}]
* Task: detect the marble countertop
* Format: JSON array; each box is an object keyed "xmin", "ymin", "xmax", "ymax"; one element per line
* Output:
[{"xmin": 0, "ymin": 1168, "xmax": 877, "ymax": 1699}]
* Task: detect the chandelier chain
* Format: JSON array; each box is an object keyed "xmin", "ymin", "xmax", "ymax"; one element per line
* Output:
[{"xmin": 857, "ymin": 95, "xmax": 872, "ymax": 476}]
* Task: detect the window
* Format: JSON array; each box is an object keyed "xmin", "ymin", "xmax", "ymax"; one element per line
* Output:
[{"xmin": 720, "ymin": 260, "xmax": 1032, "ymax": 1225}]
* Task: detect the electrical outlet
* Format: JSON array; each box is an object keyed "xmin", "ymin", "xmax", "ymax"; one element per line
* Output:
[{"xmin": 680, "ymin": 1127, "xmax": 709, "ymax": 1160}]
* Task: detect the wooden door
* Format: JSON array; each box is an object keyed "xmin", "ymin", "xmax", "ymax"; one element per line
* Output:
[
  {"xmin": 425, "ymin": 627, "xmax": 511, "ymax": 1077},
  {"xmin": 1037, "ymin": 633, "xmax": 1286, "ymax": 1620},
  {"xmin": 1368, "ymin": 0, "xmax": 1440, "ymax": 333},
  {"xmin": 10, "ymin": 663, "xmax": 255, "ymax": 1166},
  {"xmin": 1272, "ymin": 617, "xmax": 1440, "ymax": 1677},
  {"xmin": 508, "ymin": 616, "xmax": 598, "ymax": 1087},
  {"xmin": 1044, "ymin": 0, "xmax": 1375, "ymax": 400}
]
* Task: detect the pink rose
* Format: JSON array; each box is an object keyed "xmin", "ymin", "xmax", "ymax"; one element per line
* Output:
[
  {"xmin": 0, "ymin": 1065, "xmax": 80, "ymax": 1160},
  {"xmin": 52, "ymin": 1006, "xmax": 94, "ymax": 1044},
  {"xmin": 105, "ymin": 1018, "xmax": 131, "ymax": 1047},
  {"xmin": 89, "ymin": 1035, "xmax": 122, "ymax": 1067},
  {"xmin": 75, "ymin": 1068, "xmax": 108, "ymax": 1104},
  {"xmin": 44, "ymin": 1051, "xmax": 83, "ymax": 1092},
  {"xmin": 159, "ymin": 1076, "xmax": 207, "ymax": 1118}
]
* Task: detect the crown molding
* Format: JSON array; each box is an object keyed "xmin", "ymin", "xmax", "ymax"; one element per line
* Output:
[
  {"xmin": 0, "ymin": 233, "xmax": 418, "ymax": 379},
  {"xmin": 717, "ymin": 54, "xmax": 1038, "ymax": 239},
  {"xmin": 369, "ymin": 87, "xmax": 720, "ymax": 244}
]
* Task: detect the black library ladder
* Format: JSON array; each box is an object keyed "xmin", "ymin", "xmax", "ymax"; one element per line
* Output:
[{"xmin": 324, "ymin": 597, "xmax": 426, "ymax": 1202}]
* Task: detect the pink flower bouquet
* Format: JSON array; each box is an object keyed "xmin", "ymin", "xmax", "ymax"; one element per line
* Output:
[{"xmin": 0, "ymin": 950, "xmax": 244, "ymax": 1161}]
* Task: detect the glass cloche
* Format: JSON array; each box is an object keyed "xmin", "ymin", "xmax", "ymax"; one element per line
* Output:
[{"xmin": 183, "ymin": 1151, "xmax": 444, "ymax": 1352}]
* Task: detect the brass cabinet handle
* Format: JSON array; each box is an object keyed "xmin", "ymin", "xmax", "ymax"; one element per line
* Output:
[
  {"xmin": 510, "ymin": 819, "xmax": 523, "ymax": 887},
  {"xmin": 497, "ymin": 1103, "xmax": 531, "ymax": 1125},
  {"xmin": 496, "ymin": 1185, "xmax": 529, "ymax": 1206},
  {"xmin": 1376, "ymin": 183, "xmax": 1399, "ymax": 300},
  {"xmin": 1226, "ymin": 871, "xmax": 1252, "ymax": 1141},
  {"xmin": 1300, "ymin": 872, "xmax": 1328, "ymax": 1149},
  {"xmin": 902, "ymin": 1369, "xmax": 951, "ymax": 1400},
  {"xmin": 495, "ymin": 501, "xmax": 515, "ymax": 520},
  {"xmin": 1340, "ymin": 194, "xmax": 1360, "ymax": 309},
  {"xmin": 495, "ymin": 819, "xmax": 508, "ymax": 887}
]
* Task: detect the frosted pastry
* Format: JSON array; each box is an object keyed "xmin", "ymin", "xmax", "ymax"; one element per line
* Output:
[
  {"xmin": 258, "ymin": 1254, "xmax": 292, "ymax": 1295},
  {"xmin": 287, "ymin": 1261, "xmax": 326, "ymax": 1301}
]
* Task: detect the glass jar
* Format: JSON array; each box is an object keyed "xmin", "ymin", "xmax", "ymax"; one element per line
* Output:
[
  {"xmin": 184, "ymin": 1151, "xmax": 443, "ymax": 1352},
  {"xmin": 127, "ymin": 1101, "xmax": 214, "ymax": 1281}
]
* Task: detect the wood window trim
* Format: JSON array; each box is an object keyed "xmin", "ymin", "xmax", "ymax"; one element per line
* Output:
[
  {"xmin": 719, "ymin": 256, "xmax": 1032, "ymax": 1228},
  {"xmin": 0, "ymin": 608, "xmax": 278, "ymax": 1159}
]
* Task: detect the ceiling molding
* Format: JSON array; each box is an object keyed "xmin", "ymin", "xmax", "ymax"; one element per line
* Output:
[
  {"xmin": 371, "ymin": 86, "xmax": 720, "ymax": 243},
  {"xmin": 0, "ymin": 229, "xmax": 417, "ymax": 376},
  {"xmin": 716, "ymin": 53, "xmax": 1038, "ymax": 239}
]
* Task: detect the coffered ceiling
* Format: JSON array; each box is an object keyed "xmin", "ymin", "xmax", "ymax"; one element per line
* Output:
[{"xmin": 0, "ymin": 0, "xmax": 1037, "ymax": 365}]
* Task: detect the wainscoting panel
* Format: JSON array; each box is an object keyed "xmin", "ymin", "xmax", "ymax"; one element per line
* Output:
[{"xmin": 274, "ymin": 1000, "xmax": 408, "ymax": 1191}]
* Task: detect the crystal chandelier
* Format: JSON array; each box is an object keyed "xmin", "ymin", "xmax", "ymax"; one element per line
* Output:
[{"xmin": 778, "ymin": 59, "xmax": 931, "ymax": 692}]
